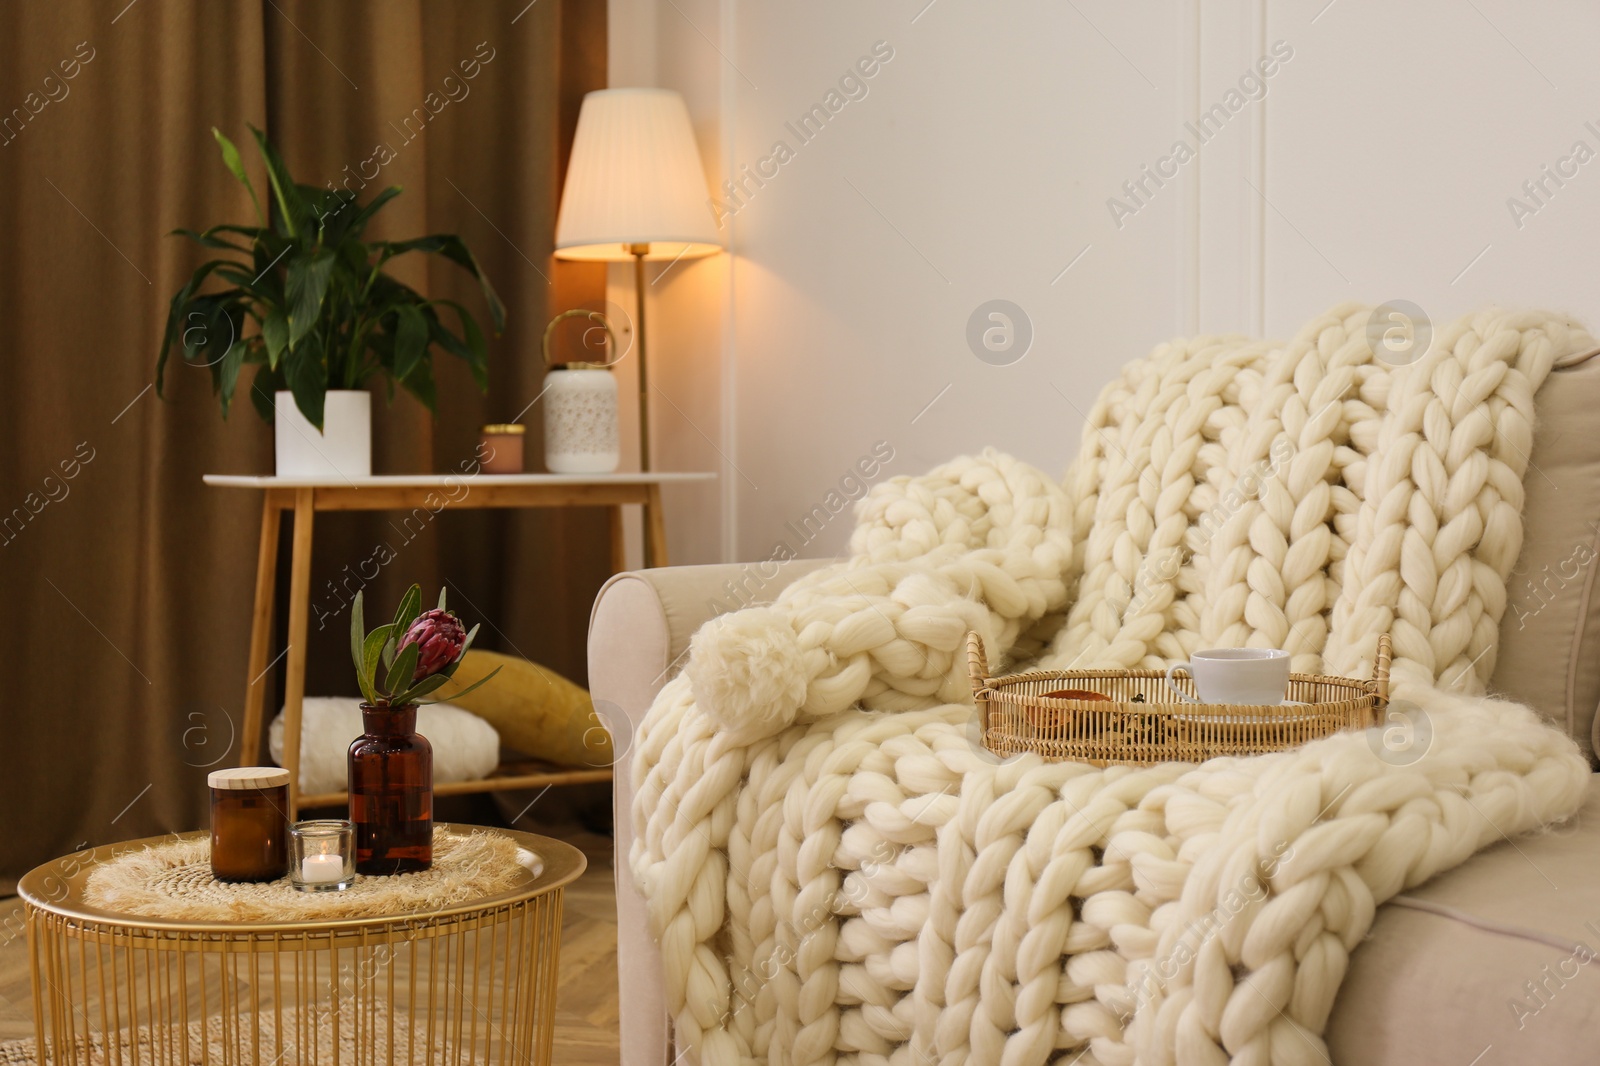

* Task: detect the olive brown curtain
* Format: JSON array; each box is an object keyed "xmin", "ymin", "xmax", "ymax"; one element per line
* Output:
[{"xmin": 0, "ymin": 0, "xmax": 609, "ymax": 880}]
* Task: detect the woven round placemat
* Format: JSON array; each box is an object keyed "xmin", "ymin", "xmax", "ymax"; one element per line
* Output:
[{"xmin": 83, "ymin": 828, "xmax": 542, "ymax": 922}]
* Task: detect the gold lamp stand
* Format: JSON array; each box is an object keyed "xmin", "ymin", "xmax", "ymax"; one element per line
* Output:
[{"xmin": 628, "ymin": 242, "xmax": 652, "ymax": 474}]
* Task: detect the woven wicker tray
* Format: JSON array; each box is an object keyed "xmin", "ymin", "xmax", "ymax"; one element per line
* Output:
[{"xmin": 966, "ymin": 632, "xmax": 1390, "ymax": 766}]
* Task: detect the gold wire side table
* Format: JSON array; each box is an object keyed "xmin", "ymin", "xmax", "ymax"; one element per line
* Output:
[{"xmin": 18, "ymin": 825, "xmax": 584, "ymax": 1065}]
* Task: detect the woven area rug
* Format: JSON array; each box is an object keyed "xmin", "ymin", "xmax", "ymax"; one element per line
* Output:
[{"xmin": 0, "ymin": 1003, "xmax": 429, "ymax": 1066}]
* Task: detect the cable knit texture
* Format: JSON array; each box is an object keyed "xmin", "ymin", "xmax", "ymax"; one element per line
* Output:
[{"xmin": 634, "ymin": 305, "xmax": 1595, "ymax": 1066}]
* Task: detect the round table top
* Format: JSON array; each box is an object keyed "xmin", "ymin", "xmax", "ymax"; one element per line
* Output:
[{"xmin": 16, "ymin": 823, "xmax": 585, "ymax": 934}]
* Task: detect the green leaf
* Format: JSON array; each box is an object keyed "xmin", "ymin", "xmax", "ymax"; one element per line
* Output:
[
  {"xmin": 360, "ymin": 624, "xmax": 393, "ymax": 703},
  {"xmin": 171, "ymin": 226, "xmax": 254, "ymax": 253},
  {"xmin": 285, "ymin": 250, "xmax": 336, "ymax": 349},
  {"xmin": 214, "ymin": 265, "xmax": 260, "ymax": 288},
  {"xmin": 249, "ymin": 364, "xmax": 283, "ymax": 422},
  {"xmin": 282, "ymin": 331, "xmax": 327, "ymax": 429},
  {"xmin": 390, "ymin": 584, "xmax": 422, "ymax": 638},
  {"xmin": 218, "ymin": 338, "xmax": 245, "ymax": 419},
  {"xmin": 350, "ymin": 590, "xmax": 366, "ymax": 680},
  {"xmin": 437, "ymin": 587, "xmax": 448, "ymax": 610},
  {"xmin": 398, "ymin": 356, "xmax": 437, "ymax": 413},
  {"xmin": 163, "ymin": 126, "xmax": 504, "ymax": 429},
  {"xmin": 384, "ymin": 641, "xmax": 420, "ymax": 698},
  {"xmin": 302, "ymin": 184, "xmax": 349, "ymax": 235},
  {"xmin": 205, "ymin": 223, "xmax": 268, "ymax": 244},
  {"xmin": 212, "ymin": 127, "xmax": 264, "ymax": 226},
  {"xmin": 343, "ymin": 185, "xmax": 403, "ymax": 240},
  {"xmin": 249, "ymin": 237, "xmax": 290, "ymax": 302},
  {"xmin": 381, "ymin": 234, "xmax": 506, "ymax": 333},
  {"xmin": 248, "ymin": 124, "xmax": 308, "ymax": 238},
  {"xmin": 422, "ymin": 665, "xmax": 501, "ymax": 705},
  {"xmin": 431, "ymin": 299, "xmax": 489, "ymax": 391},
  {"xmin": 262, "ymin": 309, "xmax": 288, "ymax": 370},
  {"xmin": 393, "ymin": 303, "xmax": 429, "ymax": 383},
  {"xmin": 157, "ymin": 258, "xmax": 244, "ymax": 394}
]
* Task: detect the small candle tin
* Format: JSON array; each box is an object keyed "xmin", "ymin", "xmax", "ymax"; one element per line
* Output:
[
  {"xmin": 479, "ymin": 424, "xmax": 526, "ymax": 474},
  {"xmin": 290, "ymin": 819, "xmax": 356, "ymax": 892},
  {"xmin": 208, "ymin": 767, "xmax": 291, "ymax": 883}
]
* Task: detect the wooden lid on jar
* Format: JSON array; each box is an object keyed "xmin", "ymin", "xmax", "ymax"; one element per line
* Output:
[{"xmin": 208, "ymin": 767, "xmax": 291, "ymax": 790}]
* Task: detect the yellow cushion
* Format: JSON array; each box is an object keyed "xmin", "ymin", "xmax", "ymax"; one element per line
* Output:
[{"xmin": 431, "ymin": 650, "xmax": 611, "ymax": 768}]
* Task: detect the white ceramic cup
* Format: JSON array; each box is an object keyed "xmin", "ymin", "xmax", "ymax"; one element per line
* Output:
[{"xmin": 1164, "ymin": 648, "xmax": 1290, "ymax": 705}]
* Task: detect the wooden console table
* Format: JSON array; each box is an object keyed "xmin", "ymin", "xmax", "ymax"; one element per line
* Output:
[{"xmin": 204, "ymin": 472, "xmax": 715, "ymax": 815}]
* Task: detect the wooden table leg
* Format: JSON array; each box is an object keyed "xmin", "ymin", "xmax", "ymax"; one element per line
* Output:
[
  {"xmin": 644, "ymin": 484, "xmax": 668, "ymax": 569},
  {"xmin": 608, "ymin": 505, "xmax": 627, "ymax": 574},
  {"xmin": 282, "ymin": 488, "xmax": 315, "ymax": 817},
  {"xmin": 239, "ymin": 496, "xmax": 282, "ymax": 766}
]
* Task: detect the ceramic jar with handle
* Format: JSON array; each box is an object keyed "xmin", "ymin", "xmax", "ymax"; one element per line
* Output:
[{"xmin": 541, "ymin": 309, "xmax": 620, "ymax": 474}]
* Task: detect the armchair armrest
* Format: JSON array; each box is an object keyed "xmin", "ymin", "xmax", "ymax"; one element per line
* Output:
[
  {"xmin": 586, "ymin": 559, "xmax": 832, "ymax": 1066},
  {"xmin": 588, "ymin": 559, "xmax": 834, "ymax": 725}
]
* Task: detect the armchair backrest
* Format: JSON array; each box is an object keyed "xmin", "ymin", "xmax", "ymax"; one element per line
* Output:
[{"xmin": 1490, "ymin": 347, "xmax": 1600, "ymax": 763}]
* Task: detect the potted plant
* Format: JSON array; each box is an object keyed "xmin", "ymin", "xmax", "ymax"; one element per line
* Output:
[
  {"xmin": 347, "ymin": 584, "xmax": 499, "ymax": 875},
  {"xmin": 156, "ymin": 126, "xmax": 506, "ymax": 478}
]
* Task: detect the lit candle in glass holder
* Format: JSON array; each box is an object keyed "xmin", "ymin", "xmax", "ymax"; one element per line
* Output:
[{"xmin": 289, "ymin": 819, "xmax": 355, "ymax": 892}]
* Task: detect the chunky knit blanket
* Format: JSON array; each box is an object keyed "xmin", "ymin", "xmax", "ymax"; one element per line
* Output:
[{"xmin": 631, "ymin": 305, "xmax": 1596, "ymax": 1066}]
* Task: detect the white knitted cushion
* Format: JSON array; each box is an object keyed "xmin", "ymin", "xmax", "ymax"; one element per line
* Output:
[{"xmin": 268, "ymin": 697, "xmax": 500, "ymax": 796}]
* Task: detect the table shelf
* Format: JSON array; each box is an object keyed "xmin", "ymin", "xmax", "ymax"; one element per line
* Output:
[
  {"xmin": 207, "ymin": 470, "xmax": 714, "ymax": 816},
  {"xmin": 299, "ymin": 760, "xmax": 614, "ymax": 810}
]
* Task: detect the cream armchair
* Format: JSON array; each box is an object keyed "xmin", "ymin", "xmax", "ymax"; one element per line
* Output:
[{"xmin": 589, "ymin": 350, "xmax": 1600, "ymax": 1066}]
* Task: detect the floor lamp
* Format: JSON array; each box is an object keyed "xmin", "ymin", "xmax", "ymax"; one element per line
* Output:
[{"xmin": 553, "ymin": 88, "xmax": 724, "ymax": 479}]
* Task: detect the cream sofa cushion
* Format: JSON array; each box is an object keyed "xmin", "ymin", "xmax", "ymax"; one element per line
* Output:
[
  {"xmin": 1326, "ymin": 774, "xmax": 1600, "ymax": 1061},
  {"xmin": 1491, "ymin": 348, "xmax": 1600, "ymax": 763}
]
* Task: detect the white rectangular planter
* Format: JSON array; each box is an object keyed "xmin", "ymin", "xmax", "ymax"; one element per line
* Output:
[{"xmin": 274, "ymin": 390, "xmax": 372, "ymax": 479}]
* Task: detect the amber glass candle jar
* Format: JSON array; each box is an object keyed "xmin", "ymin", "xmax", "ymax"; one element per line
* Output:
[{"xmin": 208, "ymin": 767, "xmax": 291, "ymax": 883}]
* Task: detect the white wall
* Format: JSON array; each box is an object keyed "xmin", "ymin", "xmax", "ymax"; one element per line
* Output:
[
  {"xmin": 610, "ymin": 0, "xmax": 1600, "ymax": 566},
  {"xmin": 1259, "ymin": 0, "xmax": 1600, "ymax": 336}
]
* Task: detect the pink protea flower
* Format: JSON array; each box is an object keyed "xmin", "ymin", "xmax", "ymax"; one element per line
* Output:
[
  {"xmin": 397, "ymin": 608, "xmax": 467, "ymax": 680},
  {"xmin": 351, "ymin": 585, "xmax": 499, "ymax": 708}
]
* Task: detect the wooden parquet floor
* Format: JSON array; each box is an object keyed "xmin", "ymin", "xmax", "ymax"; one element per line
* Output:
[{"xmin": 0, "ymin": 824, "xmax": 621, "ymax": 1064}]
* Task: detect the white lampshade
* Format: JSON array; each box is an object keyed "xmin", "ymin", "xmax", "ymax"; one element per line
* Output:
[{"xmin": 554, "ymin": 88, "xmax": 723, "ymax": 262}]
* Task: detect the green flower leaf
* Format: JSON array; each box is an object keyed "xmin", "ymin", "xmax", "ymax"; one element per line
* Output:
[
  {"xmin": 394, "ymin": 672, "xmax": 452, "ymax": 705},
  {"xmin": 390, "ymin": 584, "xmax": 422, "ymax": 637},
  {"xmin": 350, "ymin": 590, "xmax": 366, "ymax": 680},
  {"xmin": 421, "ymin": 665, "xmax": 501, "ymax": 705},
  {"xmin": 455, "ymin": 622, "xmax": 480, "ymax": 664},
  {"xmin": 384, "ymin": 641, "xmax": 420, "ymax": 699},
  {"xmin": 360, "ymin": 624, "xmax": 393, "ymax": 701}
]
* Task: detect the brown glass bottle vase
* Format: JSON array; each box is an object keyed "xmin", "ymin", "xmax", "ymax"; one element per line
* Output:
[{"xmin": 348, "ymin": 703, "xmax": 433, "ymax": 875}]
